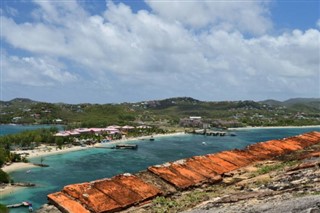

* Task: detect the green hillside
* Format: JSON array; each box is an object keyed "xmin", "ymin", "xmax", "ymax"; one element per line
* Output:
[{"xmin": 0, "ymin": 97, "xmax": 319, "ymax": 128}]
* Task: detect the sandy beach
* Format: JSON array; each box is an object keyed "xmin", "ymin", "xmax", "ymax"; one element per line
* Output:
[
  {"xmin": 13, "ymin": 145, "xmax": 89, "ymax": 159},
  {"xmin": 1, "ymin": 163, "xmax": 37, "ymax": 198},
  {"xmin": 2, "ymin": 162, "xmax": 37, "ymax": 173},
  {"xmin": 95, "ymin": 132, "xmax": 185, "ymax": 147},
  {"xmin": 0, "ymin": 184, "xmax": 22, "ymax": 198}
]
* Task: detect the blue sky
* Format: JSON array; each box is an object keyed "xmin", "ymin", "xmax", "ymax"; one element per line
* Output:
[{"xmin": 0, "ymin": 0, "xmax": 319, "ymax": 104}]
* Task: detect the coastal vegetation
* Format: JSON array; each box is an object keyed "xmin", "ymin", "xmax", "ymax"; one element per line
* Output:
[{"xmin": 0, "ymin": 97, "xmax": 319, "ymax": 128}]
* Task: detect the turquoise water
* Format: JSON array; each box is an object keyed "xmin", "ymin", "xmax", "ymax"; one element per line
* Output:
[
  {"xmin": 1, "ymin": 127, "xmax": 319, "ymax": 212},
  {"xmin": 0, "ymin": 124, "xmax": 63, "ymax": 136}
]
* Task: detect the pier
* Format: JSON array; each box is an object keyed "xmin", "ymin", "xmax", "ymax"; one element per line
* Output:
[
  {"xmin": 115, "ymin": 144, "xmax": 138, "ymax": 149},
  {"xmin": 187, "ymin": 129, "xmax": 228, "ymax": 136},
  {"xmin": 7, "ymin": 201, "xmax": 32, "ymax": 209}
]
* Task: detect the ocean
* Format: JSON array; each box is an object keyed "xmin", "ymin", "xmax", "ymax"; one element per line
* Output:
[{"xmin": 1, "ymin": 126, "xmax": 319, "ymax": 212}]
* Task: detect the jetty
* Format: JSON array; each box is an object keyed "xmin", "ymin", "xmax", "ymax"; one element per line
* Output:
[
  {"xmin": 115, "ymin": 144, "xmax": 138, "ymax": 150},
  {"xmin": 33, "ymin": 163, "xmax": 49, "ymax": 167},
  {"xmin": 187, "ymin": 129, "xmax": 227, "ymax": 136},
  {"xmin": 12, "ymin": 182, "xmax": 36, "ymax": 187},
  {"xmin": 95, "ymin": 145, "xmax": 139, "ymax": 150},
  {"xmin": 7, "ymin": 201, "xmax": 32, "ymax": 209}
]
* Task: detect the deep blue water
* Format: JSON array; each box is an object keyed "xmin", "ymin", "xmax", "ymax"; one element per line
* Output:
[{"xmin": 1, "ymin": 126, "xmax": 319, "ymax": 212}]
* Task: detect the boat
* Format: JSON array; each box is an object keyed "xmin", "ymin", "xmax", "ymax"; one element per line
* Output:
[
  {"xmin": 115, "ymin": 144, "xmax": 138, "ymax": 150},
  {"xmin": 149, "ymin": 136, "xmax": 155, "ymax": 141}
]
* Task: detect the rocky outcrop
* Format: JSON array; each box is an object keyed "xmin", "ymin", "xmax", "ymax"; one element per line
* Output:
[
  {"xmin": 46, "ymin": 131, "xmax": 320, "ymax": 213},
  {"xmin": 188, "ymin": 152, "xmax": 320, "ymax": 213},
  {"xmin": 48, "ymin": 174, "xmax": 160, "ymax": 213}
]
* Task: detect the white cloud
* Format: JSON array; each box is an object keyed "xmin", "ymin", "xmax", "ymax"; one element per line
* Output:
[
  {"xmin": 2, "ymin": 52, "xmax": 77, "ymax": 87},
  {"xmin": 145, "ymin": 0, "xmax": 272, "ymax": 35},
  {"xmin": 0, "ymin": 0, "xmax": 319, "ymax": 103}
]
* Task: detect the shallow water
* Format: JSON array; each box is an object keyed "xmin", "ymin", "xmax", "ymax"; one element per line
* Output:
[{"xmin": 1, "ymin": 127, "xmax": 319, "ymax": 211}]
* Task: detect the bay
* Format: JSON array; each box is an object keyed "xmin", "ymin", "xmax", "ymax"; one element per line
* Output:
[{"xmin": 1, "ymin": 126, "xmax": 319, "ymax": 211}]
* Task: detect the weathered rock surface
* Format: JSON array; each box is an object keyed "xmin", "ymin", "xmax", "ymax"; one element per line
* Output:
[{"xmin": 186, "ymin": 149, "xmax": 320, "ymax": 213}]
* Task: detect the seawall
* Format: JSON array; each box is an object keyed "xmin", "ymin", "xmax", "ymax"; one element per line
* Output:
[{"xmin": 46, "ymin": 131, "xmax": 320, "ymax": 213}]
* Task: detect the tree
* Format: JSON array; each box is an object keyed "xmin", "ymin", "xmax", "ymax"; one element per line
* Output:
[
  {"xmin": 0, "ymin": 148, "xmax": 7, "ymax": 167},
  {"xmin": 0, "ymin": 169, "xmax": 10, "ymax": 183},
  {"xmin": 0, "ymin": 203, "xmax": 9, "ymax": 213}
]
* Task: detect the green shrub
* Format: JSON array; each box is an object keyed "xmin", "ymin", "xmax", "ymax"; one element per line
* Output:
[
  {"xmin": 0, "ymin": 203, "xmax": 9, "ymax": 213},
  {"xmin": 0, "ymin": 169, "xmax": 10, "ymax": 183}
]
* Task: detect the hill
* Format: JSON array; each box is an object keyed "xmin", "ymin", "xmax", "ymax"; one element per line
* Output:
[{"xmin": 0, "ymin": 97, "xmax": 319, "ymax": 127}]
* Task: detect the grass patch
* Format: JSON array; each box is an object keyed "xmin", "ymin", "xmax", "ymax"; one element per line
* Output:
[
  {"xmin": 253, "ymin": 161, "xmax": 298, "ymax": 176},
  {"xmin": 152, "ymin": 196, "xmax": 178, "ymax": 213},
  {"xmin": 151, "ymin": 187, "xmax": 222, "ymax": 213}
]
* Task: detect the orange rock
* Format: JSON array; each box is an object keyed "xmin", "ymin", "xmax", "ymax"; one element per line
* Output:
[
  {"xmin": 112, "ymin": 174, "xmax": 160, "ymax": 200},
  {"xmin": 93, "ymin": 178, "xmax": 143, "ymax": 208},
  {"xmin": 184, "ymin": 158, "xmax": 220, "ymax": 180},
  {"xmin": 214, "ymin": 151, "xmax": 251, "ymax": 167},
  {"xmin": 256, "ymin": 141, "xmax": 287, "ymax": 156},
  {"xmin": 206, "ymin": 154, "xmax": 239, "ymax": 172},
  {"xmin": 266, "ymin": 140, "xmax": 300, "ymax": 152},
  {"xmin": 63, "ymin": 182, "xmax": 121, "ymax": 213},
  {"xmin": 192, "ymin": 156, "xmax": 226, "ymax": 174},
  {"xmin": 170, "ymin": 162, "xmax": 207, "ymax": 185},
  {"xmin": 48, "ymin": 192, "xmax": 90, "ymax": 213},
  {"xmin": 245, "ymin": 143, "xmax": 274, "ymax": 160},
  {"xmin": 148, "ymin": 164, "xmax": 195, "ymax": 189},
  {"xmin": 276, "ymin": 138, "xmax": 303, "ymax": 150},
  {"xmin": 231, "ymin": 150, "xmax": 259, "ymax": 162}
]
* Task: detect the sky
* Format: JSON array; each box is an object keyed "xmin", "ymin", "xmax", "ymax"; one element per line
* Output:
[{"xmin": 0, "ymin": 0, "xmax": 319, "ymax": 104}]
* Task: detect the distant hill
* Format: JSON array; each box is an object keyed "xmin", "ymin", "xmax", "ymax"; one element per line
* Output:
[
  {"xmin": 0, "ymin": 97, "xmax": 319, "ymax": 127},
  {"xmin": 260, "ymin": 98, "xmax": 320, "ymax": 111},
  {"xmin": 259, "ymin": 99, "xmax": 283, "ymax": 106},
  {"xmin": 283, "ymin": 98, "xmax": 320, "ymax": 106}
]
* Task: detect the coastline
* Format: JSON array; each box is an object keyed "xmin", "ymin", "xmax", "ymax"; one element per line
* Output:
[
  {"xmin": 13, "ymin": 145, "xmax": 89, "ymax": 159},
  {"xmin": 94, "ymin": 132, "xmax": 186, "ymax": 147},
  {"xmin": 2, "ymin": 126, "xmax": 319, "ymax": 176},
  {"xmin": 229, "ymin": 125, "xmax": 320, "ymax": 130},
  {"xmin": 0, "ymin": 184, "xmax": 22, "ymax": 198},
  {"xmin": 2, "ymin": 132, "xmax": 185, "ymax": 172},
  {"xmin": 2, "ymin": 162, "xmax": 37, "ymax": 173},
  {"xmin": 0, "ymin": 132, "xmax": 185, "ymax": 198}
]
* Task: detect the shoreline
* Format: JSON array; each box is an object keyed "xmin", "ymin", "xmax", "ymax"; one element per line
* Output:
[
  {"xmin": 2, "ymin": 162, "xmax": 37, "ymax": 173},
  {"xmin": 2, "ymin": 132, "xmax": 185, "ymax": 171},
  {"xmin": 0, "ymin": 132, "xmax": 185, "ymax": 198},
  {"xmin": 229, "ymin": 125, "xmax": 320, "ymax": 130},
  {"xmin": 2, "ymin": 126, "xmax": 319, "ymax": 174},
  {"xmin": 0, "ymin": 184, "xmax": 23, "ymax": 198},
  {"xmin": 94, "ymin": 132, "xmax": 186, "ymax": 148}
]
